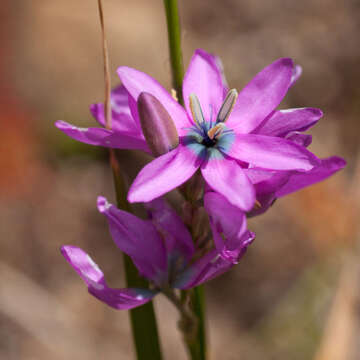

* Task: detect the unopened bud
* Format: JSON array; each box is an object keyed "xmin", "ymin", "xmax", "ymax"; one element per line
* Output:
[{"xmin": 137, "ymin": 92, "xmax": 179, "ymax": 156}]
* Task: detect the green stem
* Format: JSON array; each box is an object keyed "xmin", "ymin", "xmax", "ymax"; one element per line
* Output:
[
  {"xmin": 163, "ymin": 1, "xmax": 207, "ymax": 358},
  {"xmin": 112, "ymin": 163, "xmax": 163, "ymax": 359},
  {"xmin": 163, "ymin": 0, "xmax": 184, "ymax": 104},
  {"xmin": 111, "ymin": 151, "xmax": 163, "ymax": 360},
  {"xmin": 192, "ymin": 287, "xmax": 206, "ymax": 360},
  {"xmin": 97, "ymin": 0, "xmax": 162, "ymax": 358}
]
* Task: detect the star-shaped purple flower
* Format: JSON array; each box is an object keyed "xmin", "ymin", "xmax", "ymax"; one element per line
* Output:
[
  {"xmin": 121, "ymin": 51, "xmax": 319, "ymax": 211},
  {"xmin": 56, "ymin": 49, "xmax": 344, "ymax": 211},
  {"xmin": 61, "ymin": 195, "xmax": 254, "ymax": 310}
]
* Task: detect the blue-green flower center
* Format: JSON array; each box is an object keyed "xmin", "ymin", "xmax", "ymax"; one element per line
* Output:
[{"xmin": 183, "ymin": 90, "xmax": 238, "ymax": 159}]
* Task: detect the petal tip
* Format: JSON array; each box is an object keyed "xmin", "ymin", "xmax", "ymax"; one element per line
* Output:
[
  {"xmin": 127, "ymin": 191, "xmax": 139, "ymax": 203},
  {"xmin": 89, "ymin": 103, "xmax": 99, "ymax": 116},
  {"xmin": 55, "ymin": 120, "xmax": 68, "ymax": 129},
  {"xmin": 97, "ymin": 196, "xmax": 110, "ymax": 213},
  {"xmin": 116, "ymin": 66, "xmax": 131, "ymax": 80},
  {"xmin": 194, "ymin": 48, "xmax": 211, "ymax": 58},
  {"xmin": 60, "ymin": 245, "xmax": 81, "ymax": 260},
  {"xmin": 278, "ymin": 57, "xmax": 294, "ymax": 68},
  {"xmin": 309, "ymin": 107, "xmax": 323, "ymax": 118},
  {"xmin": 331, "ymin": 156, "xmax": 347, "ymax": 168}
]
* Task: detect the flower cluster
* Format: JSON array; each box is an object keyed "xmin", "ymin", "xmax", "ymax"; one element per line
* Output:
[
  {"xmin": 62, "ymin": 194, "xmax": 254, "ymax": 309},
  {"xmin": 58, "ymin": 49, "xmax": 345, "ymax": 309}
]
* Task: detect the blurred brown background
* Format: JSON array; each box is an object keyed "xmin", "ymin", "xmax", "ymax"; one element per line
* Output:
[{"xmin": 0, "ymin": 0, "xmax": 358, "ymax": 359}]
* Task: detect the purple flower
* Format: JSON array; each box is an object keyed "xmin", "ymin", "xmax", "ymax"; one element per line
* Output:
[
  {"xmin": 122, "ymin": 50, "xmax": 319, "ymax": 211},
  {"xmin": 61, "ymin": 195, "xmax": 254, "ymax": 310},
  {"xmin": 56, "ymin": 49, "xmax": 330, "ymax": 211}
]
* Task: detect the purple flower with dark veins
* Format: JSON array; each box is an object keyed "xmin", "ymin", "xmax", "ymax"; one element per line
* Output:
[{"xmin": 61, "ymin": 195, "xmax": 254, "ymax": 310}]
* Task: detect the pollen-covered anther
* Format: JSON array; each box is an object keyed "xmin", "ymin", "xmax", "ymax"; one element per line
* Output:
[
  {"xmin": 207, "ymin": 123, "xmax": 226, "ymax": 140},
  {"xmin": 216, "ymin": 89, "xmax": 238, "ymax": 123}
]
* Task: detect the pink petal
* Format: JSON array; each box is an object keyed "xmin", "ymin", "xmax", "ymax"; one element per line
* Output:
[
  {"xmin": 246, "ymin": 192, "xmax": 277, "ymax": 218},
  {"xmin": 183, "ymin": 49, "xmax": 224, "ymax": 122},
  {"xmin": 175, "ymin": 228, "xmax": 254, "ymax": 289},
  {"xmin": 290, "ymin": 65, "xmax": 302, "ymax": 87},
  {"xmin": 244, "ymin": 168, "xmax": 290, "ymax": 194},
  {"xmin": 200, "ymin": 156, "xmax": 255, "ymax": 211},
  {"xmin": 254, "ymin": 108, "xmax": 322, "ymax": 136},
  {"xmin": 55, "ymin": 120, "xmax": 150, "ymax": 152},
  {"xmin": 276, "ymin": 156, "xmax": 347, "ymax": 197},
  {"xmin": 173, "ymin": 249, "xmax": 231, "ymax": 289},
  {"xmin": 127, "ymin": 145, "xmax": 200, "ymax": 203},
  {"xmin": 97, "ymin": 197, "xmax": 167, "ymax": 283},
  {"xmin": 227, "ymin": 58, "xmax": 294, "ymax": 134},
  {"xmin": 61, "ymin": 246, "xmax": 156, "ymax": 310},
  {"xmin": 90, "ymin": 85, "xmax": 140, "ymax": 135},
  {"xmin": 117, "ymin": 66, "xmax": 190, "ymax": 135},
  {"xmin": 204, "ymin": 192, "xmax": 251, "ymax": 262},
  {"xmin": 286, "ymin": 132, "xmax": 313, "ymax": 147},
  {"xmin": 228, "ymin": 133, "xmax": 319, "ymax": 171},
  {"xmin": 144, "ymin": 198, "xmax": 195, "ymax": 261}
]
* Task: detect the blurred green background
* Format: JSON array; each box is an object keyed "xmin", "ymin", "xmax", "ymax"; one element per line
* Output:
[{"xmin": 0, "ymin": 1, "xmax": 358, "ymax": 359}]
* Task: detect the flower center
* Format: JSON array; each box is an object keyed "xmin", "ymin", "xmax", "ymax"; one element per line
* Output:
[{"xmin": 183, "ymin": 90, "xmax": 238, "ymax": 157}]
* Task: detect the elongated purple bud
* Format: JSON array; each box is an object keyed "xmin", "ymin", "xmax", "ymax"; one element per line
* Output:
[{"xmin": 137, "ymin": 92, "xmax": 179, "ymax": 156}]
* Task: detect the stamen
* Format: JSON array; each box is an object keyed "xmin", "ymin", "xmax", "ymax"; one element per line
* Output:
[
  {"xmin": 209, "ymin": 104, "xmax": 214, "ymax": 128},
  {"xmin": 189, "ymin": 93, "xmax": 205, "ymax": 128},
  {"xmin": 254, "ymin": 200, "xmax": 262, "ymax": 210},
  {"xmin": 216, "ymin": 89, "xmax": 238, "ymax": 123},
  {"xmin": 207, "ymin": 123, "xmax": 226, "ymax": 140},
  {"xmin": 171, "ymin": 89, "xmax": 178, "ymax": 102}
]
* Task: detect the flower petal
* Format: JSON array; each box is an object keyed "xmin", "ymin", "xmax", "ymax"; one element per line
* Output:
[
  {"xmin": 227, "ymin": 58, "xmax": 294, "ymax": 134},
  {"xmin": 276, "ymin": 156, "xmax": 347, "ymax": 197},
  {"xmin": 174, "ymin": 228, "xmax": 254, "ymax": 289},
  {"xmin": 286, "ymin": 132, "xmax": 313, "ymax": 147},
  {"xmin": 228, "ymin": 133, "xmax": 319, "ymax": 171},
  {"xmin": 200, "ymin": 155, "xmax": 255, "ymax": 211},
  {"xmin": 145, "ymin": 198, "xmax": 195, "ymax": 261},
  {"xmin": 290, "ymin": 64, "xmax": 302, "ymax": 87},
  {"xmin": 183, "ymin": 49, "xmax": 224, "ymax": 122},
  {"xmin": 117, "ymin": 66, "xmax": 190, "ymax": 135},
  {"xmin": 55, "ymin": 120, "xmax": 150, "ymax": 152},
  {"xmin": 61, "ymin": 246, "xmax": 156, "ymax": 310},
  {"xmin": 254, "ymin": 108, "xmax": 322, "ymax": 136},
  {"xmin": 246, "ymin": 192, "xmax": 277, "ymax": 217},
  {"xmin": 90, "ymin": 85, "xmax": 141, "ymax": 135},
  {"xmin": 244, "ymin": 168, "xmax": 290, "ymax": 194},
  {"xmin": 204, "ymin": 192, "xmax": 252, "ymax": 263},
  {"xmin": 128, "ymin": 145, "xmax": 201, "ymax": 203},
  {"xmin": 97, "ymin": 197, "xmax": 167, "ymax": 283}
]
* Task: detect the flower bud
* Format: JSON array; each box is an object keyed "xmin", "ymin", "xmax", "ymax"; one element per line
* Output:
[{"xmin": 137, "ymin": 92, "xmax": 179, "ymax": 157}]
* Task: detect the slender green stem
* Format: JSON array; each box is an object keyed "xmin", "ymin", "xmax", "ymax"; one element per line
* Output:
[
  {"xmin": 163, "ymin": 288, "xmax": 201, "ymax": 359},
  {"xmin": 163, "ymin": 0, "xmax": 184, "ymax": 104},
  {"xmin": 97, "ymin": 1, "xmax": 162, "ymax": 359},
  {"xmin": 163, "ymin": 1, "xmax": 207, "ymax": 357},
  {"xmin": 192, "ymin": 287, "xmax": 206, "ymax": 360},
  {"xmin": 110, "ymin": 151, "xmax": 163, "ymax": 360}
]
